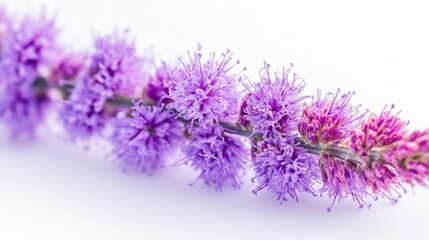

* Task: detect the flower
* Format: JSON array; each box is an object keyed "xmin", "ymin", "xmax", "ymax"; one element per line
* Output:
[
  {"xmin": 319, "ymin": 154, "xmax": 371, "ymax": 211},
  {"xmin": 0, "ymin": 11, "xmax": 57, "ymax": 137},
  {"xmin": 110, "ymin": 101, "xmax": 183, "ymax": 173},
  {"xmin": 348, "ymin": 106, "xmax": 408, "ymax": 202},
  {"xmin": 0, "ymin": 6, "xmax": 12, "ymax": 49},
  {"xmin": 243, "ymin": 62, "xmax": 306, "ymax": 136},
  {"xmin": 49, "ymin": 53, "xmax": 86, "ymax": 85},
  {"xmin": 180, "ymin": 126, "xmax": 247, "ymax": 191},
  {"xmin": 350, "ymin": 105, "xmax": 408, "ymax": 155},
  {"xmin": 60, "ymin": 32, "xmax": 144, "ymax": 139},
  {"xmin": 390, "ymin": 129, "xmax": 429, "ymax": 186},
  {"xmin": 252, "ymin": 136, "xmax": 319, "ymax": 203},
  {"xmin": 298, "ymin": 89, "xmax": 367, "ymax": 145},
  {"xmin": 169, "ymin": 49, "xmax": 241, "ymax": 127},
  {"xmin": 146, "ymin": 62, "xmax": 173, "ymax": 103}
]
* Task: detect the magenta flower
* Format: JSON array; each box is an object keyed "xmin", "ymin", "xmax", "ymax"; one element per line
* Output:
[
  {"xmin": 350, "ymin": 105, "xmax": 408, "ymax": 154},
  {"xmin": 298, "ymin": 89, "xmax": 367, "ymax": 145},
  {"xmin": 110, "ymin": 101, "xmax": 184, "ymax": 173},
  {"xmin": 0, "ymin": 11, "xmax": 57, "ymax": 137},
  {"xmin": 169, "ymin": 49, "xmax": 241, "ymax": 127},
  {"xmin": 180, "ymin": 126, "xmax": 247, "ymax": 191},
  {"xmin": 60, "ymin": 32, "xmax": 144, "ymax": 139},
  {"xmin": 252, "ymin": 136, "xmax": 320, "ymax": 203},
  {"xmin": 348, "ymin": 106, "xmax": 408, "ymax": 202},
  {"xmin": 391, "ymin": 129, "xmax": 429, "ymax": 186},
  {"xmin": 319, "ymin": 154, "xmax": 371, "ymax": 211},
  {"xmin": 50, "ymin": 53, "xmax": 86, "ymax": 84},
  {"xmin": 243, "ymin": 62, "xmax": 306, "ymax": 136}
]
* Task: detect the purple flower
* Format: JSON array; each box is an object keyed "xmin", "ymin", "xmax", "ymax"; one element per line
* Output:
[
  {"xmin": 169, "ymin": 49, "xmax": 241, "ymax": 127},
  {"xmin": 146, "ymin": 62, "xmax": 173, "ymax": 103},
  {"xmin": 50, "ymin": 53, "xmax": 86, "ymax": 84},
  {"xmin": 243, "ymin": 62, "xmax": 306, "ymax": 136},
  {"xmin": 390, "ymin": 129, "xmax": 429, "ymax": 186},
  {"xmin": 298, "ymin": 89, "xmax": 367, "ymax": 145},
  {"xmin": 180, "ymin": 126, "xmax": 247, "ymax": 191},
  {"xmin": 319, "ymin": 154, "xmax": 371, "ymax": 211},
  {"xmin": 252, "ymin": 136, "xmax": 320, "ymax": 203},
  {"xmin": 60, "ymin": 32, "xmax": 144, "ymax": 139},
  {"xmin": 0, "ymin": 11, "xmax": 57, "ymax": 137},
  {"xmin": 110, "ymin": 101, "xmax": 183, "ymax": 173},
  {"xmin": 350, "ymin": 105, "xmax": 408, "ymax": 155}
]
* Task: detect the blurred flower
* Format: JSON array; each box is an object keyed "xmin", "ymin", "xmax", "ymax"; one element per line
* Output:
[
  {"xmin": 146, "ymin": 62, "xmax": 173, "ymax": 103},
  {"xmin": 298, "ymin": 89, "xmax": 367, "ymax": 145},
  {"xmin": 391, "ymin": 129, "xmax": 429, "ymax": 186},
  {"xmin": 252, "ymin": 136, "xmax": 319, "ymax": 203},
  {"xmin": 0, "ymin": 11, "xmax": 57, "ymax": 137},
  {"xmin": 180, "ymin": 126, "xmax": 247, "ymax": 191},
  {"xmin": 50, "ymin": 53, "xmax": 86, "ymax": 84},
  {"xmin": 110, "ymin": 101, "xmax": 183, "ymax": 173},
  {"xmin": 243, "ymin": 62, "xmax": 306, "ymax": 136},
  {"xmin": 319, "ymin": 154, "xmax": 371, "ymax": 211},
  {"xmin": 60, "ymin": 31, "xmax": 144, "ymax": 139},
  {"xmin": 169, "ymin": 49, "xmax": 241, "ymax": 128},
  {"xmin": 0, "ymin": 6, "xmax": 12, "ymax": 49}
]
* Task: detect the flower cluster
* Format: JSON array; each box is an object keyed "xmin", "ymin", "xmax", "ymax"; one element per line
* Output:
[
  {"xmin": 180, "ymin": 126, "xmax": 247, "ymax": 191},
  {"xmin": 0, "ymin": 11, "xmax": 57, "ymax": 137},
  {"xmin": 1, "ymin": 6, "xmax": 429, "ymax": 212},
  {"xmin": 60, "ymin": 32, "xmax": 144, "ymax": 139},
  {"xmin": 110, "ymin": 101, "xmax": 183, "ymax": 173},
  {"xmin": 169, "ymin": 49, "xmax": 241, "ymax": 127}
]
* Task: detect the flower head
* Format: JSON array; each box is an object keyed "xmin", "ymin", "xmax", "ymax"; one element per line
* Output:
[
  {"xmin": 110, "ymin": 101, "xmax": 183, "ymax": 173},
  {"xmin": 252, "ymin": 136, "xmax": 319, "ymax": 203},
  {"xmin": 298, "ymin": 89, "xmax": 367, "ymax": 145},
  {"xmin": 390, "ymin": 129, "xmax": 429, "ymax": 186},
  {"xmin": 50, "ymin": 53, "xmax": 86, "ymax": 85},
  {"xmin": 0, "ymin": 11, "xmax": 57, "ymax": 137},
  {"xmin": 169, "ymin": 49, "xmax": 241, "ymax": 127},
  {"xmin": 243, "ymin": 62, "xmax": 306, "ymax": 136},
  {"xmin": 180, "ymin": 126, "xmax": 247, "ymax": 191},
  {"xmin": 319, "ymin": 154, "xmax": 371, "ymax": 211},
  {"xmin": 350, "ymin": 105, "xmax": 408, "ymax": 154},
  {"xmin": 0, "ymin": 6, "xmax": 12, "ymax": 49},
  {"xmin": 60, "ymin": 32, "xmax": 144, "ymax": 139}
]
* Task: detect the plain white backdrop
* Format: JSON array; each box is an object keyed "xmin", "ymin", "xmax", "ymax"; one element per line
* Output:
[{"xmin": 1, "ymin": 0, "xmax": 429, "ymax": 239}]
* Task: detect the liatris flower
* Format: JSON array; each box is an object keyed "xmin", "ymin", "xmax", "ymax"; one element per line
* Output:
[
  {"xmin": 60, "ymin": 32, "xmax": 144, "ymax": 139},
  {"xmin": 298, "ymin": 89, "xmax": 367, "ymax": 145},
  {"xmin": 390, "ymin": 129, "xmax": 429, "ymax": 186},
  {"xmin": 110, "ymin": 101, "xmax": 183, "ymax": 173},
  {"xmin": 252, "ymin": 136, "xmax": 319, "ymax": 203},
  {"xmin": 319, "ymin": 154, "xmax": 370, "ymax": 211},
  {"xmin": 242, "ymin": 62, "xmax": 306, "ymax": 136},
  {"xmin": 350, "ymin": 105, "xmax": 408, "ymax": 155},
  {"xmin": 169, "ymin": 49, "xmax": 241, "ymax": 127},
  {"xmin": 0, "ymin": 11, "xmax": 57, "ymax": 137},
  {"xmin": 348, "ymin": 106, "xmax": 408, "ymax": 201},
  {"xmin": 50, "ymin": 53, "xmax": 86, "ymax": 85},
  {"xmin": 179, "ymin": 126, "xmax": 247, "ymax": 191},
  {"xmin": 146, "ymin": 62, "xmax": 173, "ymax": 104}
]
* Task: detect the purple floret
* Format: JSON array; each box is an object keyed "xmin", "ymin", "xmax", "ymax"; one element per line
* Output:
[
  {"xmin": 0, "ymin": 11, "xmax": 57, "ymax": 137},
  {"xmin": 180, "ymin": 126, "xmax": 247, "ymax": 191},
  {"xmin": 243, "ymin": 62, "xmax": 306, "ymax": 137},
  {"xmin": 110, "ymin": 101, "xmax": 184, "ymax": 173},
  {"xmin": 169, "ymin": 49, "xmax": 241, "ymax": 128},
  {"xmin": 252, "ymin": 136, "xmax": 320, "ymax": 203}
]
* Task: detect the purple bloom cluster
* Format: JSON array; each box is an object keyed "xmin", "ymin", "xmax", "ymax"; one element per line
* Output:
[
  {"xmin": 110, "ymin": 101, "xmax": 183, "ymax": 173},
  {"xmin": 60, "ymin": 32, "xmax": 144, "ymax": 139},
  {"xmin": 298, "ymin": 89, "xmax": 367, "ymax": 145},
  {"xmin": 242, "ymin": 62, "xmax": 306, "ymax": 136},
  {"xmin": 2, "ymin": 5, "xmax": 429, "ymax": 211},
  {"xmin": 180, "ymin": 126, "xmax": 247, "ymax": 191},
  {"xmin": 0, "ymin": 11, "xmax": 57, "ymax": 137},
  {"xmin": 169, "ymin": 49, "xmax": 241, "ymax": 127},
  {"xmin": 252, "ymin": 136, "xmax": 319, "ymax": 203}
]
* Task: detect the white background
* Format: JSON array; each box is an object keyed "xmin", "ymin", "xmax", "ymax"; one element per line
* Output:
[{"xmin": 1, "ymin": 0, "xmax": 429, "ymax": 239}]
